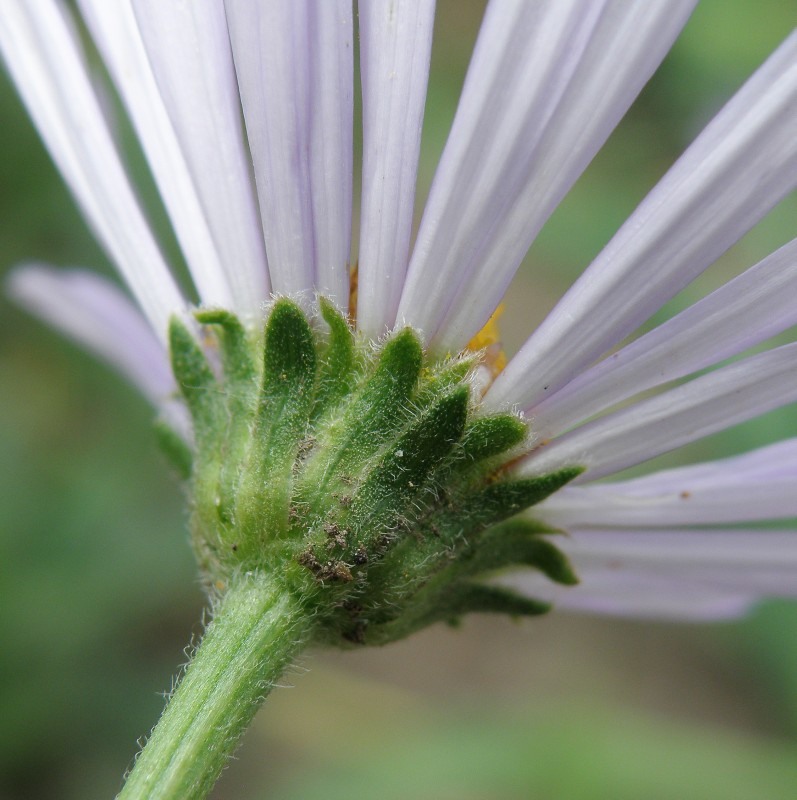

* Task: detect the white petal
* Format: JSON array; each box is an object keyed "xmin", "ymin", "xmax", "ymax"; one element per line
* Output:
[
  {"xmin": 536, "ymin": 439, "xmax": 797, "ymax": 528},
  {"xmin": 78, "ymin": 1, "xmax": 235, "ymax": 312},
  {"xmin": 225, "ymin": 0, "xmax": 353, "ymax": 307},
  {"xmin": 78, "ymin": 0, "xmax": 230, "ymax": 311},
  {"xmin": 0, "ymin": 0, "xmax": 185, "ymax": 342},
  {"xmin": 503, "ymin": 528, "xmax": 797, "ymax": 620},
  {"xmin": 397, "ymin": 0, "xmax": 695, "ymax": 349},
  {"xmin": 564, "ymin": 529, "xmax": 797, "ymax": 597},
  {"xmin": 356, "ymin": 0, "xmax": 435, "ymax": 338},
  {"xmin": 489, "ymin": 30, "xmax": 797, "ymax": 411},
  {"xmin": 530, "ymin": 237, "xmax": 797, "ymax": 438},
  {"xmin": 509, "ymin": 571, "xmax": 758, "ymax": 621},
  {"xmin": 517, "ymin": 342, "xmax": 797, "ymax": 482},
  {"xmin": 128, "ymin": 0, "xmax": 270, "ymax": 319},
  {"xmin": 8, "ymin": 264, "xmax": 188, "ymax": 437}
]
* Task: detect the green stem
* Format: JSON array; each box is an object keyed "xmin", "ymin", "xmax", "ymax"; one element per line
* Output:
[{"xmin": 118, "ymin": 571, "xmax": 313, "ymax": 800}]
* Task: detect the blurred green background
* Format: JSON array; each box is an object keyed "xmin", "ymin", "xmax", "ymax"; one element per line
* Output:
[{"xmin": 1, "ymin": 2, "xmax": 796, "ymax": 798}]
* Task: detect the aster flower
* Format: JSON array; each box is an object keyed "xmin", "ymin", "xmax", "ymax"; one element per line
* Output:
[{"xmin": 3, "ymin": 0, "xmax": 797, "ymax": 797}]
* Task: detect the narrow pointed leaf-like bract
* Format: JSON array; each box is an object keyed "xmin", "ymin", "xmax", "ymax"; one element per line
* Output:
[
  {"xmin": 350, "ymin": 386, "xmax": 470, "ymax": 544},
  {"xmin": 238, "ymin": 300, "xmax": 316, "ymax": 547},
  {"xmin": 168, "ymin": 316, "xmax": 223, "ymax": 452},
  {"xmin": 460, "ymin": 414, "xmax": 527, "ymax": 462},
  {"xmin": 460, "ymin": 519, "xmax": 578, "ymax": 586},
  {"xmin": 299, "ymin": 327, "xmax": 423, "ymax": 510},
  {"xmin": 154, "ymin": 419, "xmax": 193, "ymax": 480},
  {"xmin": 313, "ymin": 297, "xmax": 357, "ymax": 420}
]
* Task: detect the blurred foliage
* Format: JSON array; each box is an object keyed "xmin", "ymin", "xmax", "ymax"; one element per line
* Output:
[
  {"xmin": 267, "ymin": 687, "xmax": 797, "ymax": 800},
  {"xmin": 1, "ymin": 1, "xmax": 796, "ymax": 799}
]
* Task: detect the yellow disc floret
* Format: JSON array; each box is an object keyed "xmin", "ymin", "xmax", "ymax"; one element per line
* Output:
[{"xmin": 467, "ymin": 303, "xmax": 507, "ymax": 377}]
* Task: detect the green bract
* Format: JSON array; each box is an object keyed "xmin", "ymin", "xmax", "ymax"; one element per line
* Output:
[{"xmin": 165, "ymin": 299, "xmax": 580, "ymax": 647}]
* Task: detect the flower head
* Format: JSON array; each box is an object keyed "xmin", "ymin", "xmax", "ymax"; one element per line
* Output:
[{"xmin": 3, "ymin": 0, "xmax": 797, "ymax": 621}]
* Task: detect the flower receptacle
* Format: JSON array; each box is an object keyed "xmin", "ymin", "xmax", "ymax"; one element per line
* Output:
[{"xmin": 165, "ymin": 299, "xmax": 581, "ymax": 646}]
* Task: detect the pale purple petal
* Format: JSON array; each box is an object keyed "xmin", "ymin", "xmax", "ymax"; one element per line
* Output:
[
  {"xmin": 356, "ymin": 0, "xmax": 435, "ymax": 338},
  {"xmin": 0, "ymin": 0, "xmax": 185, "ymax": 341},
  {"xmin": 127, "ymin": 0, "xmax": 270, "ymax": 319},
  {"xmin": 488, "ymin": 30, "xmax": 797, "ymax": 411},
  {"xmin": 502, "ymin": 528, "xmax": 797, "ymax": 620},
  {"xmin": 562, "ymin": 529, "xmax": 797, "ymax": 597},
  {"xmin": 530, "ymin": 237, "xmax": 797, "ymax": 439},
  {"xmin": 225, "ymin": 0, "xmax": 353, "ymax": 307},
  {"xmin": 516, "ymin": 342, "xmax": 797, "ymax": 482},
  {"xmin": 8, "ymin": 264, "xmax": 189, "ymax": 437},
  {"xmin": 509, "ymin": 571, "xmax": 757, "ymax": 621},
  {"xmin": 77, "ymin": 0, "xmax": 244, "ymax": 314},
  {"xmin": 536, "ymin": 439, "xmax": 797, "ymax": 528},
  {"xmin": 397, "ymin": 0, "xmax": 696, "ymax": 349}
]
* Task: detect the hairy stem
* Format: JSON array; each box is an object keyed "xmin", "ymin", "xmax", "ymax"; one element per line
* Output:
[{"xmin": 117, "ymin": 571, "xmax": 312, "ymax": 800}]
